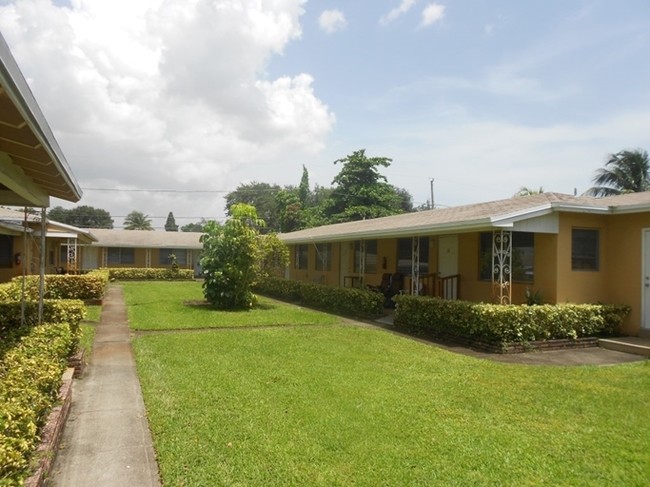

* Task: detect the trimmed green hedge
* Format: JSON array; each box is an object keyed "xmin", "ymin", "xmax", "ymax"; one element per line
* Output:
[
  {"xmin": 254, "ymin": 277, "xmax": 384, "ymax": 318},
  {"xmin": 394, "ymin": 295, "xmax": 630, "ymax": 347},
  {"xmin": 7, "ymin": 269, "xmax": 109, "ymax": 301},
  {"xmin": 0, "ymin": 322, "xmax": 74, "ymax": 485},
  {"xmin": 106, "ymin": 267, "xmax": 194, "ymax": 281},
  {"xmin": 0, "ymin": 299, "xmax": 86, "ymax": 352}
]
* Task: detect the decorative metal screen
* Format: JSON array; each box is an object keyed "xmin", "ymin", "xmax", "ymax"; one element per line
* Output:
[
  {"xmin": 66, "ymin": 238, "xmax": 77, "ymax": 272},
  {"xmin": 411, "ymin": 236, "xmax": 420, "ymax": 295},
  {"xmin": 492, "ymin": 230, "xmax": 512, "ymax": 304}
]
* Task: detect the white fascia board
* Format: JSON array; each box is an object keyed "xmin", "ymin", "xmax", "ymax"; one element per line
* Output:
[
  {"xmin": 46, "ymin": 220, "xmax": 98, "ymax": 242},
  {"xmin": 32, "ymin": 231, "xmax": 79, "ymax": 239},
  {"xmin": 0, "ymin": 221, "xmax": 28, "ymax": 234},
  {"xmin": 609, "ymin": 203, "xmax": 650, "ymax": 214},
  {"xmin": 489, "ymin": 204, "xmax": 553, "ymax": 226},
  {"xmin": 550, "ymin": 203, "xmax": 610, "ymax": 214}
]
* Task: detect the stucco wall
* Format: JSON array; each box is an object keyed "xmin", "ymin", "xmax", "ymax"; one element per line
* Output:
[
  {"xmin": 603, "ymin": 213, "xmax": 647, "ymax": 335},
  {"xmin": 556, "ymin": 213, "xmax": 609, "ymax": 302}
]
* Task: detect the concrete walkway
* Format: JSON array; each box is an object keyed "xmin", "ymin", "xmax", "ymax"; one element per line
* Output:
[{"xmin": 47, "ymin": 286, "xmax": 160, "ymax": 487}]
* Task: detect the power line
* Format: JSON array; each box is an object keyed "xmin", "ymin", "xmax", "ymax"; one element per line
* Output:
[
  {"xmin": 81, "ymin": 187, "xmax": 288, "ymax": 193},
  {"xmin": 82, "ymin": 188, "xmax": 230, "ymax": 193}
]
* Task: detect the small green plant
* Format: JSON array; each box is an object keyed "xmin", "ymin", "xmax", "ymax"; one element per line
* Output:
[
  {"xmin": 525, "ymin": 287, "xmax": 543, "ymax": 305},
  {"xmin": 169, "ymin": 253, "xmax": 179, "ymax": 274}
]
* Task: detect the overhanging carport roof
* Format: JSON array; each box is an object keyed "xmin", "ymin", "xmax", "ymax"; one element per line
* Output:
[{"xmin": 0, "ymin": 32, "xmax": 82, "ymax": 207}]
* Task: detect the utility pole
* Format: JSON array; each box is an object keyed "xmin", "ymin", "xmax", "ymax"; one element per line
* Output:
[{"xmin": 430, "ymin": 178, "xmax": 435, "ymax": 209}]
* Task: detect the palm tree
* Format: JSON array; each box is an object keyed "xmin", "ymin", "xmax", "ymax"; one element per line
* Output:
[
  {"xmin": 586, "ymin": 149, "xmax": 650, "ymax": 197},
  {"xmin": 124, "ymin": 210, "xmax": 153, "ymax": 230}
]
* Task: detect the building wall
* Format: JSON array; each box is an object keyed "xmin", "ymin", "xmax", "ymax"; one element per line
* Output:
[
  {"xmin": 555, "ymin": 213, "xmax": 609, "ymax": 303},
  {"xmin": 603, "ymin": 212, "xmax": 647, "ymax": 335},
  {"xmin": 453, "ymin": 232, "xmax": 558, "ymax": 305}
]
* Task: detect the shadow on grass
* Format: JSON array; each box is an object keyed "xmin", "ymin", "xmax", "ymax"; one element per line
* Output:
[{"xmin": 182, "ymin": 300, "xmax": 278, "ymax": 313}]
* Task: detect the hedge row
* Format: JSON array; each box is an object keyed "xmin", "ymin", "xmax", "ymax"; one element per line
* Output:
[
  {"xmin": 4, "ymin": 269, "xmax": 109, "ymax": 302},
  {"xmin": 393, "ymin": 295, "xmax": 630, "ymax": 347},
  {"xmin": 254, "ymin": 277, "xmax": 384, "ymax": 318},
  {"xmin": 0, "ymin": 323, "xmax": 74, "ymax": 485},
  {"xmin": 106, "ymin": 267, "xmax": 194, "ymax": 280},
  {"xmin": 0, "ymin": 300, "xmax": 86, "ymax": 341}
]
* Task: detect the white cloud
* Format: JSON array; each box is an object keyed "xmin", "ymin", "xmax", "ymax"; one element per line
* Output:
[
  {"xmin": 0, "ymin": 0, "xmax": 334, "ymax": 226},
  {"xmin": 380, "ymin": 0, "xmax": 416, "ymax": 26},
  {"xmin": 420, "ymin": 3, "xmax": 445, "ymax": 28},
  {"xmin": 318, "ymin": 9, "xmax": 346, "ymax": 34},
  {"xmin": 375, "ymin": 110, "xmax": 650, "ymax": 208}
]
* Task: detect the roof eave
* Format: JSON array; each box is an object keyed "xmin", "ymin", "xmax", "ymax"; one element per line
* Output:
[{"xmin": 0, "ymin": 33, "xmax": 82, "ymax": 204}]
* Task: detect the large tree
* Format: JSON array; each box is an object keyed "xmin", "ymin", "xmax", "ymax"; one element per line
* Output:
[
  {"xmin": 275, "ymin": 188, "xmax": 303, "ymax": 233},
  {"xmin": 225, "ymin": 182, "xmax": 282, "ymax": 232},
  {"xmin": 587, "ymin": 149, "xmax": 650, "ymax": 197},
  {"xmin": 47, "ymin": 205, "xmax": 113, "ymax": 228},
  {"xmin": 181, "ymin": 219, "xmax": 207, "ymax": 232},
  {"xmin": 326, "ymin": 149, "xmax": 411, "ymax": 222},
  {"xmin": 200, "ymin": 204, "xmax": 287, "ymax": 309},
  {"xmin": 124, "ymin": 211, "xmax": 153, "ymax": 230}
]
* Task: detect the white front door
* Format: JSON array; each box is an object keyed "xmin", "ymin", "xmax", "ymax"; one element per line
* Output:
[
  {"xmin": 642, "ymin": 230, "xmax": 650, "ymax": 333},
  {"xmin": 438, "ymin": 235, "xmax": 459, "ymax": 299},
  {"xmin": 438, "ymin": 235, "xmax": 458, "ymax": 277}
]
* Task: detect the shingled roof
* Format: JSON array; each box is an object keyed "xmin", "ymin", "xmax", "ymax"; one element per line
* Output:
[
  {"xmin": 279, "ymin": 192, "xmax": 650, "ymax": 244},
  {"xmin": 87, "ymin": 229, "xmax": 203, "ymax": 249}
]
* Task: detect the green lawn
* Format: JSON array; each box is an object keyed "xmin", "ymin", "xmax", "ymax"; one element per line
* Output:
[
  {"xmin": 122, "ymin": 281, "xmax": 341, "ymax": 330},
  {"xmin": 128, "ymin": 282, "xmax": 650, "ymax": 486}
]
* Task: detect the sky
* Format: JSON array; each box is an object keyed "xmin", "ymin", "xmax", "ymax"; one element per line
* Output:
[{"xmin": 1, "ymin": 0, "xmax": 649, "ymax": 229}]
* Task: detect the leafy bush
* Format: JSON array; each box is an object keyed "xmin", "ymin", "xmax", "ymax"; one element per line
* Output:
[
  {"xmin": 8, "ymin": 269, "xmax": 109, "ymax": 301},
  {"xmin": 0, "ymin": 300, "xmax": 85, "ymax": 349},
  {"xmin": 254, "ymin": 277, "xmax": 384, "ymax": 319},
  {"xmin": 0, "ymin": 323, "xmax": 73, "ymax": 485},
  {"xmin": 106, "ymin": 267, "xmax": 194, "ymax": 281},
  {"xmin": 253, "ymin": 276, "xmax": 302, "ymax": 302},
  {"xmin": 393, "ymin": 295, "xmax": 631, "ymax": 346},
  {"xmin": 0, "ymin": 283, "xmax": 14, "ymax": 302}
]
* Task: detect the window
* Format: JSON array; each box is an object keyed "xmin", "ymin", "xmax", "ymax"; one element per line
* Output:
[
  {"xmin": 572, "ymin": 229, "xmax": 599, "ymax": 270},
  {"xmin": 107, "ymin": 247, "xmax": 135, "ymax": 265},
  {"xmin": 294, "ymin": 244, "xmax": 308, "ymax": 270},
  {"xmin": 396, "ymin": 237, "xmax": 429, "ymax": 275},
  {"xmin": 480, "ymin": 232, "xmax": 534, "ymax": 282},
  {"xmin": 0, "ymin": 235, "xmax": 12, "ymax": 268},
  {"xmin": 315, "ymin": 243, "xmax": 332, "ymax": 271},
  {"xmin": 159, "ymin": 249, "xmax": 187, "ymax": 265},
  {"xmin": 354, "ymin": 240, "xmax": 377, "ymax": 274}
]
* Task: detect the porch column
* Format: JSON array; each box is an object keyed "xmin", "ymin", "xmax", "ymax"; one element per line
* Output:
[
  {"xmin": 102, "ymin": 248, "xmax": 108, "ymax": 267},
  {"xmin": 411, "ymin": 236, "xmax": 420, "ymax": 295},
  {"xmin": 359, "ymin": 240, "xmax": 366, "ymax": 287},
  {"xmin": 145, "ymin": 248, "xmax": 152, "ymax": 268},
  {"xmin": 492, "ymin": 230, "xmax": 512, "ymax": 304}
]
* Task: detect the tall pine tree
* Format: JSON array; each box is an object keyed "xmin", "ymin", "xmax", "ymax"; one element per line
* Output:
[{"xmin": 164, "ymin": 211, "xmax": 179, "ymax": 231}]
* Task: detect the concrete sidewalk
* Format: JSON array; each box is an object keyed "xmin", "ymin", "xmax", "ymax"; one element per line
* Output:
[{"xmin": 47, "ymin": 285, "xmax": 160, "ymax": 487}]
